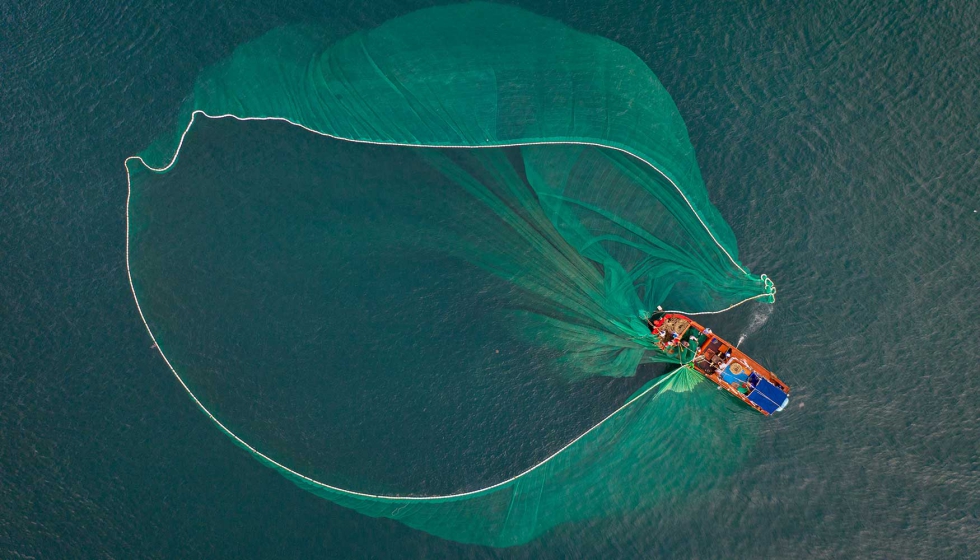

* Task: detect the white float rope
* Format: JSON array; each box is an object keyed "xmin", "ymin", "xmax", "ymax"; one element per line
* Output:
[
  {"xmin": 126, "ymin": 110, "xmax": 767, "ymax": 277},
  {"xmin": 124, "ymin": 110, "xmax": 774, "ymax": 501},
  {"xmin": 661, "ymin": 274, "xmax": 776, "ymax": 317}
]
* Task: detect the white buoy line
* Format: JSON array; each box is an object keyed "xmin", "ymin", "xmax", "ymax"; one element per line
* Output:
[{"xmin": 124, "ymin": 110, "xmax": 775, "ymax": 500}]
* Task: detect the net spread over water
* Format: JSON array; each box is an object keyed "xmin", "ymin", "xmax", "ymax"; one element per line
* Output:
[{"xmin": 125, "ymin": 2, "xmax": 774, "ymax": 546}]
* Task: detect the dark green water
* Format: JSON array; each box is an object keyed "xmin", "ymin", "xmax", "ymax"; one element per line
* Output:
[{"xmin": 3, "ymin": 0, "xmax": 978, "ymax": 557}]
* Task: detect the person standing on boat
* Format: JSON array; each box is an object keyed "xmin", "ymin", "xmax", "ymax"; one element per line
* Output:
[
  {"xmin": 718, "ymin": 350, "xmax": 734, "ymax": 371},
  {"xmin": 650, "ymin": 321, "xmax": 667, "ymax": 345}
]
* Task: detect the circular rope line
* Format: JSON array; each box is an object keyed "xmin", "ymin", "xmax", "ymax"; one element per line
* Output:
[{"xmin": 124, "ymin": 111, "xmax": 774, "ymax": 501}]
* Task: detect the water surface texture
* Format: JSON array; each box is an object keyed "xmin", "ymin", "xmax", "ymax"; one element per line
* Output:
[{"xmin": 2, "ymin": 0, "xmax": 978, "ymax": 557}]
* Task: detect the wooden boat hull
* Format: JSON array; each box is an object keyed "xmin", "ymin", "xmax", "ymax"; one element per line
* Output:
[{"xmin": 651, "ymin": 314, "xmax": 789, "ymax": 416}]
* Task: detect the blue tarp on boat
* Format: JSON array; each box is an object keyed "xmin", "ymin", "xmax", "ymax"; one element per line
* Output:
[
  {"xmin": 748, "ymin": 390, "xmax": 781, "ymax": 414},
  {"xmin": 755, "ymin": 378, "xmax": 788, "ymax": 406},
  {"xmin": 747, "ymin": 378, "xmax": 787, "ymax": 414},
  {"xmin": 721, "ymin": 365, "xmax": 749, "ymax": 385}
]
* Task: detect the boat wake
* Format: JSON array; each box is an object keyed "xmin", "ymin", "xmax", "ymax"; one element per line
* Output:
[{"xmin": 736, "ymin": 303, "xmax": 774, "ymax": 348}]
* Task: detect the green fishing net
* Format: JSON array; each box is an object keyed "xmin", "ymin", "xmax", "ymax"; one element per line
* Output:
[{"xmin": 125, "ymin": 2, "xmax": 774, "ymax": 546}]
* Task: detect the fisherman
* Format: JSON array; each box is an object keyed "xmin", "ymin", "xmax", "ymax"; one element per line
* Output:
[
  {"xmin": 718, "ymin": 350, "xmax": 735, "ymax": 372},
  {"xmin": 702, "ymin": 327, "xmax": 713, "ymax": 336}
]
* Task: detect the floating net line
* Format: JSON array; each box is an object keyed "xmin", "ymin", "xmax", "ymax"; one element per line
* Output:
[
  {"xmin": 124, "ymin": 2, "xmax": 775, "ymax": 546},
  {"xmin": 128, "ymin": 110, "xmax": 773, "ymax": 284}
]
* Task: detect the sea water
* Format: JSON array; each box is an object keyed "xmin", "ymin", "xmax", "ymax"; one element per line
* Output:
[{"xmin": 2, "ymin": 0, "xmax": 978, "ymax": 557}]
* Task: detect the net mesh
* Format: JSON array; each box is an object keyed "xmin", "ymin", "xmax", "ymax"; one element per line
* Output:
[{"xmin": 125, "ymin": 2, "xmax": 774, "ymax": 546}]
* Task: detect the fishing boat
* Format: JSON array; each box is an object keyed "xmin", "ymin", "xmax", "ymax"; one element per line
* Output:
[{"xmin": 649, "ymin": 313, "xmax": 790, "ymax": 415}]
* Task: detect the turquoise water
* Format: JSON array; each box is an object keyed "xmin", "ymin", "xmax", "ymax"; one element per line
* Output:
[{"xmin": 2, "ymin": 0, "xmax": 979, "ymax": 557}]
